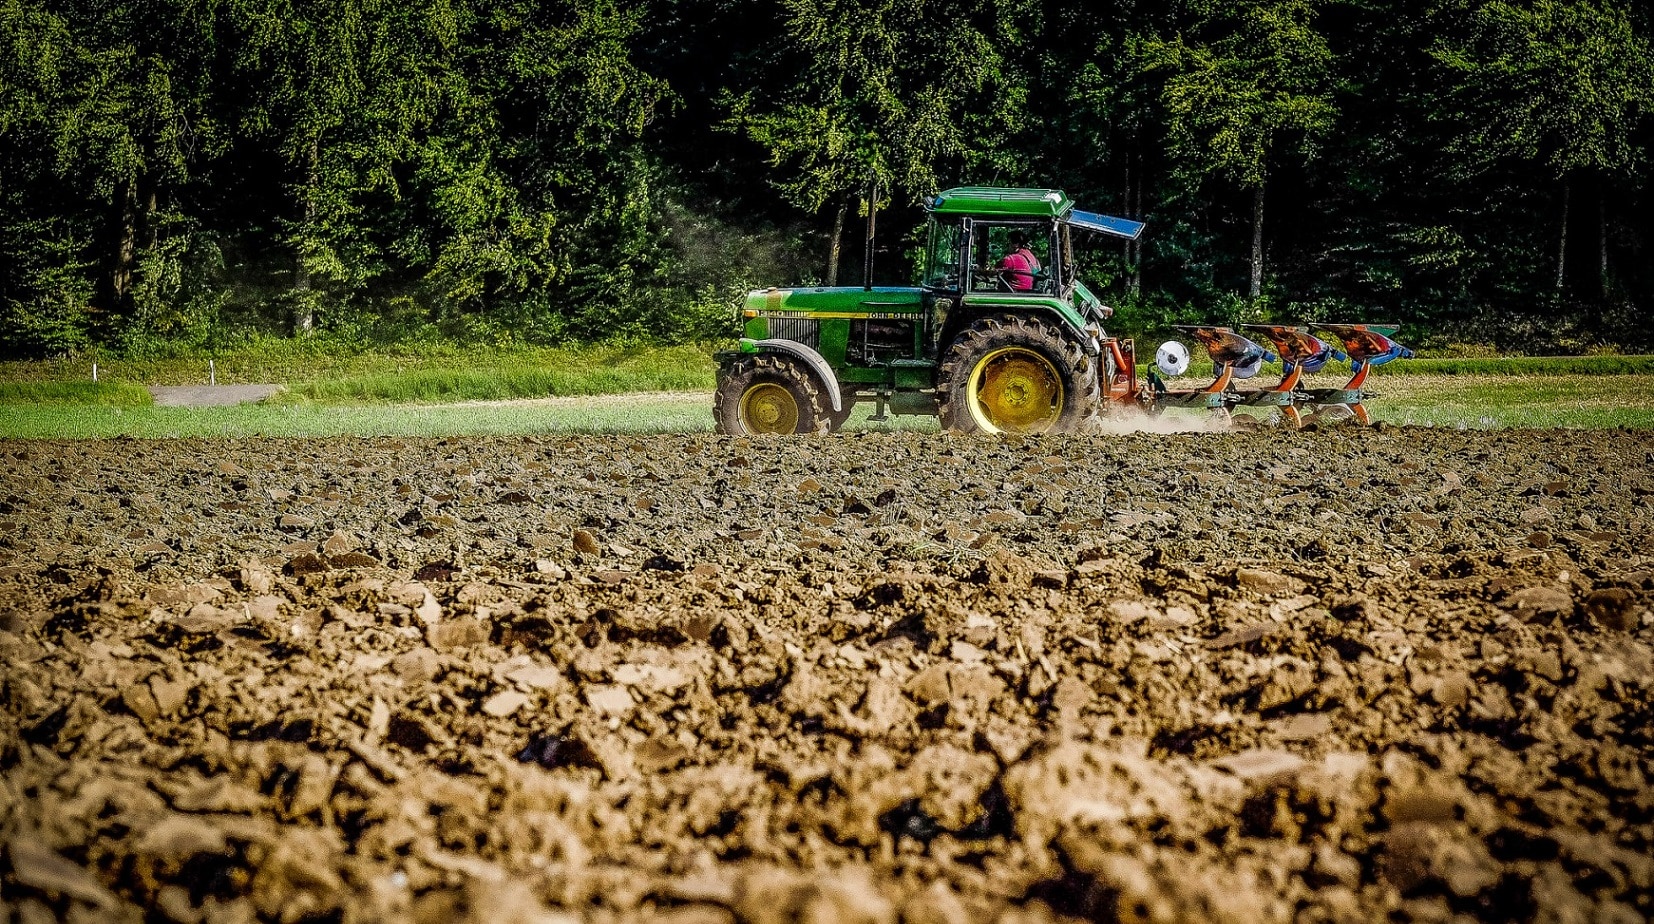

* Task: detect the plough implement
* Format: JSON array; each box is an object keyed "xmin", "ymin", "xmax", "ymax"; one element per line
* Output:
[{"xmin": 1134, "ymin": 323, "xmax": 1412, "ymax": 427}]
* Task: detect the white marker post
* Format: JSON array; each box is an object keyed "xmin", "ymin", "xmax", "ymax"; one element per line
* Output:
[
  {"xmin": 92, "ymin": 363, "xmax": 98, "ymax": 383},
  {"xmin": 209, "ymin": 359, "xmax": 216, "ymax": 386}
]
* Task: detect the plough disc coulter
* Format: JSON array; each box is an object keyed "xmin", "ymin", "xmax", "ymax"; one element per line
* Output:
[{"xmin": 1136, "ymin": 323, "xmax": 1412, "ymax": 427}]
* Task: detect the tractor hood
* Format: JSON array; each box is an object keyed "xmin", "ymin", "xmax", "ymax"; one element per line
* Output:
[{"xmin": 1066, "ymin": 209, "xmax": 1145, "ymax": 241}]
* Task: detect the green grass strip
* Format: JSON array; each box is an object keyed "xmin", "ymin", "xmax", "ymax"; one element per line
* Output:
[
  {"xmin": 0, "ymin": 396, "xmax": 720, "ymax": 438},
  {"xmin": 0, "ymin": 381, "xmax": 153, "ymax": 406},
  {"xmin": 283, "ymin": 361, "xmax": 715, "ymax": 404},
  {"xmin": 1364, "ymin": 374, "xmax": 1654, "ymax": 429},
  {"xmin": 1367, "ymin": 354, "xmax": 1654, "ymax": 376},
  {"xmin": 1172, "ymin": 353, "xmax": 1654, "ymax": 379},
  {"xmin": 0, "ymin": 342, "xmax": 725, "ymax": 390}
]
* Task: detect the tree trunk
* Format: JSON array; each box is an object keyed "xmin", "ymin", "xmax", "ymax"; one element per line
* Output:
[
  {"xmin": 862, "ymin": 183, "xmax": 878, "ymax": 290},
  {"xmin": 1599, "ymin": 186, "xmax": 1609, "ymax": 301},
  {"xmin": 1249, "ymin": 184, "xmax": 1265, "ymax": 301},
  {"xmin": 143, "ymin": 182, "xmax": 159, "ymax": 251},
  {"xmin": 1129, "ymin": 149, "xmax": 1143, "ymax": 297},
  {"xmin": 108, "ymin": 178, "xmax": 139, "ymax": 311},
  {"xmin": 1123, "ymin": 150, "xmax": 1141, "ymax": 297},
  {"xmin": 826, "ymin": 201, "xmax": 846, "ymax": 286},
  {"xmin": 293, "ymin": 137, "xmax": 318, "ymax": 335},
  {"xmin": 1122, "ymin": 151, "xmax": 1133, "ymax": 289},
  {"xmin": 1555, "ymin": 179, "xmax": 1569, "ymax": 292}
]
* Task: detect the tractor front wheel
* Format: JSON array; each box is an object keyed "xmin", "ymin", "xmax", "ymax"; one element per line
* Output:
[
  {"xmin": 937, "ymin": 315, "xmax": 1100, "ymax": 435},
  {"xmin": 825, "ymin": 397, "xmax": 856, "ymax": 433},
  {"xmin": 714, "ymin": 354, "xmax": 831, "ymax": 435}
]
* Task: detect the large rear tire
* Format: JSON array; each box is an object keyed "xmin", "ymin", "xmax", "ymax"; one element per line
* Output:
[
  {"xmin": 714, "ymin": 354, "xmax": 831, "ymax": 435},
  {"xmin": 937, "ymin": 315, "xmax": 1100, "ymax": 435}
]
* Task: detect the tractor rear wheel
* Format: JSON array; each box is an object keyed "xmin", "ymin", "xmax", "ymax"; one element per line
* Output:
[
  {"xmin": 714, "ymin": 354, "xmax": 831, "ymax": 435},
  {"xmin": 937, "ymin": 315, "xmax": 1100, "ymax": 435}
]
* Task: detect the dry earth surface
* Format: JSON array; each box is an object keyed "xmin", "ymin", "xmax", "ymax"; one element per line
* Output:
[
  {"xmin": 146, "ymin": 387, "xmax": 285, "ymax": 408},
  {"xmin": 1, "ymin": 428, "xmax": 1651, "ymax": 924}
]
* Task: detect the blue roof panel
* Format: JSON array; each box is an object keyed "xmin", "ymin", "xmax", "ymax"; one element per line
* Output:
[{"xmin": 1068, "ymin": 210, "xmax": 1145, "ymax": 240}]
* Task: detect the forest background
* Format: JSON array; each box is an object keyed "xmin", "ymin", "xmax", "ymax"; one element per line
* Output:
[{"xmin": 2, "ymin": 0, "xmax": 1651, "ymax": 361}]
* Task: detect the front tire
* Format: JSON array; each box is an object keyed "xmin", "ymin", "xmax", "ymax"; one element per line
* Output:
[
  {"xmin": 825, "ymin": 395, "xmax": 856, "ymax": 433},
  {"xmin": 714, "ymin": 354, "xmax": 831, "ymax": 435},
  {"xmin": 937, "ymin": 315, "xmax": 1100, "ymax": 435}
]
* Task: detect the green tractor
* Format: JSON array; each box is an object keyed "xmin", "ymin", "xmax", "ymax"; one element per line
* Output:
[{"xmin": 713, "ymin": 186, "xmax": 1146, "ymax": 435}]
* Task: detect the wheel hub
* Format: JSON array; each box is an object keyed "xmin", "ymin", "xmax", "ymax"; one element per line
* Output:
[
  {"xmin": 970, "ymin": 348, "xmax": 1062, "ymax": 433},
  {"xmin": 740, "ymin": 383, "xmax": 799, "ymax": 434}
]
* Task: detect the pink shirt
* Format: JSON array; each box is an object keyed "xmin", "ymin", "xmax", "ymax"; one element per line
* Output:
[{"xmin": 999, "ymin": 248, "xmax": 1040, "ymax": 291}]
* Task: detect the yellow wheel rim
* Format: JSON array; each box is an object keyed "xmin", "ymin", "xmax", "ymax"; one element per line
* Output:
[
  {"xmin": 968, "ymin": 347, "xmax": 1063, "ymax": 434},
  {"xmin": 740, "ymin": 382, "xmax": 799, "ymax": 433}
]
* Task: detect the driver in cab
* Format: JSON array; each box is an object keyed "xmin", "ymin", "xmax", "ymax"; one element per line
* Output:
[{"xmin": 999, "ymin": 231, "xmax": 1040, "ymax": 292}]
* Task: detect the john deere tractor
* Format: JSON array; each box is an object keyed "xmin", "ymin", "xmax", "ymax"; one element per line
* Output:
[{"xmin": 713, "ymin": 186, "xmax": 1145, "ymax": 435}]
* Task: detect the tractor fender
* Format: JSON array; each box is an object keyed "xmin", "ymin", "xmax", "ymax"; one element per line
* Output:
[
  {"xmin": 944, "ymin": 304, "xmax": 1101, "ymax": 359},
  {"xmin": 740, "ymin": 338, "xmax": 842, "ymax": 412}
]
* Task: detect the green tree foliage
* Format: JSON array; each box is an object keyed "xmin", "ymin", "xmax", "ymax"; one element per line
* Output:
[
  {"xmin": 1432, "ymin": 0, "xmax": 1653, "ymax": 178},
  {"xmin": 1, "ymin": 0, "xmax": 81, "ymax": 354},
  {"xmin": 724, "ymin": 0, "xmax": 1032, "ymax": 211},
  {"xmin": 1, "ymin": 0, "xmax": 216, "ymax": 353},
  {"xmin": 1429, "ymin": 0, "xmax": 1654, "ymax": 301},
  {"xmin": 1139, "ymin": 0, "xmax": 1338, "ymax": 300},
  {"xmin": 1142, "ymin": 0, "xmax": 1336, "ymax": 189},
  {"xmin": 219, "ymin": 0, "xmax": 671, "ymax": 339},
  {"xmin": 1, "ymin": 0, "xmax": 1652, "ymax": 358}
]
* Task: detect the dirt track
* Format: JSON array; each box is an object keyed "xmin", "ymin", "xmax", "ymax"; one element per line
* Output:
[{"xmin": 1, "ymin": 428, "xmax": 1651, "ymax": 923}]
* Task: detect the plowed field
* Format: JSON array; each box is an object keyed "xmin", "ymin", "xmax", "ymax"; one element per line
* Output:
[{"xmin": 2, "ymin": 428, "xmax": 1651, "ymax": 923}]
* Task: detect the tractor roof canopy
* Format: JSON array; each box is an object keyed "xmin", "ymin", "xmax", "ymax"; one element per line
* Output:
[
  {"xmin": 927, "ymin": 187, "xmax": 1073, "ymax": 217},
  {"xmin": 925, "ymin": 186, "xmax": 1143, "ymax": 240}
]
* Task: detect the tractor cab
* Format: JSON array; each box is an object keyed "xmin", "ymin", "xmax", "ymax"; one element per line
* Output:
[
  {"xmin": 920, "ymin": 189, "xmax": 1144, "ymax": 300},
  {"xmin": 919, "ymin": 214, "xmax": 1063, "ymax": 295},
  {"xmin": 919, "ymin": 187, "xmax": 1142, "ymax": 356},
  {"xmin": 922, "ymin": 188, "xmax": 1072, "ymax": 297}
]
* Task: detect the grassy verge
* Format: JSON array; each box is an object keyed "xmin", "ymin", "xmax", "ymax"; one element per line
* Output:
[
  {"xmin": 0, "ymin": 381, "xmax": 153, "ymax": 406},
  {"xmin": 282, "ymin": 348, "xmax": 715, "ymax": 403},
  {"xmin": 6, "ymin": 343, "xmax": 1649, "ymax": 403},
  {"xmin": 0, "ymin": 342, "xmax": 723, "ymax": 398},
  {"xmin": 0, "ymin": 394, "xmax": 724, "ymax": 438},
  {"xmin": 1367, "ymin": 354, "xmax": 1654, "ymax": 376},
  {"xmin": 1172, "ymin": 353, "xmax": 1654, "ymax": 379},
  {"xmin": 1359, "ymin": 374, "xmax": 1654, "ymax": 429}
]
